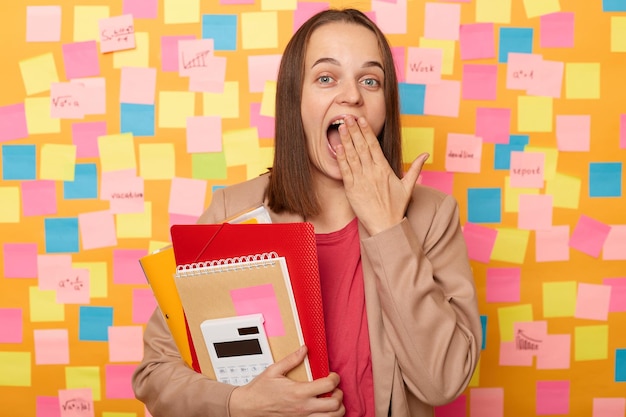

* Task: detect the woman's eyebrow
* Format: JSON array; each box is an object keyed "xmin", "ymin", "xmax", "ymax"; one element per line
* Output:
[{"xmin": 311, "ymin": 57, "xmax": 384, "ymax": 72}]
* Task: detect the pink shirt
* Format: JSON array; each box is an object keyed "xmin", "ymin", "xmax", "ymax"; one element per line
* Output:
[{"xmin": 316, "ymin": 218, "xmax": 375, "ymax": 417}]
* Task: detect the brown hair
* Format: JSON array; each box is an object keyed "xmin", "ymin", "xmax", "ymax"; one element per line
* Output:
[{"xmin": 266, "ymin": 8, "xmax": 403, "ymax": 218}]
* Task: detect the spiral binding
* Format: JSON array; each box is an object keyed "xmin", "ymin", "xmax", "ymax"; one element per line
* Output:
[{"xmin": 175, "ymin": 251, "xmax": 280, "ymax": 278}]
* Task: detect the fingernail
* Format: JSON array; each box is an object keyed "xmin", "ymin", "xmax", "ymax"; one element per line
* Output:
[{"xmin": 358, "ymin": 117, "xmax": 366, "ymax": 126}]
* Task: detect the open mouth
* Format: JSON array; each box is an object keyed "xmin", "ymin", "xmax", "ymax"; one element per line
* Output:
[{"xmin": 327, "ymin": 118, "xmax": 345, "ymax": 154}]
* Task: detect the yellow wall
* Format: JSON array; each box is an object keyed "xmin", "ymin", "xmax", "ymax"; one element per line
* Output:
[{"xmin": 1, "ymin": 0, "xmax": 625, "ymax": 416}]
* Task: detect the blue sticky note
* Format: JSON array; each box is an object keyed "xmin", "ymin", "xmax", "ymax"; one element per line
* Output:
[
  {"xmin": 44, "ymin": 217, "xmax": 79, "ymax": 253},
  {"xmin": 79, "ymin": 306, "xmax": 113, "ymax": 341},
  {"xmin": 589, "ymin": 162, "xmax": 622, "ymax": 197},
  {"xmin": 2, "ymin": 144, "xmax": 36, "ymax": 180},
  {"xmin": 468, "ymin": 188, "xmax": 502, "ymax": 223},
  {"xmin": 480, "ymin": 315, "xmax": 487, "ymax": 350},
  {"xmin": 64, "ymin": 163, "xmax": 98, "ymax": 200},
  {"xmin": 498, "ymin": 28, "xmax": 534, "ymax": 63},
  {"xmin": 603, "ymin": 0, "xmax": 626, "ymax": 11},
  {"xmin": 616, "ymin": 348, "xmax": 626, "ymax": 382},
  {"xmin": 494, "ymin": 134, "xmax": 529, "ymax": 170},
  {"xmin": 398, "ymin": 83, "xmax": 426, "ymax": 115},
  {"xmin": 120, "ymin": 103, "xmax": 155, "ymax": 137},
  {"xmin": 202, "ymin": 14, "xmax": 237, "ymax": 51}
]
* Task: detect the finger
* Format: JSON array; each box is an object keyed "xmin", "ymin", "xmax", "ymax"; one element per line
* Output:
[
  {"xmin": 402, "ymin": 152, "xmax": 430, "ymax": 189},
  {"xmin": 266, "ymin": 345, "xmax": 307, "ymax": 377},
  {"xmin": 308, "ymin": 388, "xmax": 345, "ymax": 415},
  {"xmin": 338, "ymin": 122, "xmax": 362, "ymax": 171},
  {"xmin": 344, "ymin": 116, "xmax": 371, "ymax": 161}
]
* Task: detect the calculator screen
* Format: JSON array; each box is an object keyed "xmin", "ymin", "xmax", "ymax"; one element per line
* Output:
[{"xmin": 213, "ymin": 339, "xmax": 263, "ymax": 358}]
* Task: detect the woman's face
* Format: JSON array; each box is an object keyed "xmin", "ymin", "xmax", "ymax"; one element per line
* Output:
[{"xmin": 301, "ymin": 21, "xmax": 386, "ymax": 182}]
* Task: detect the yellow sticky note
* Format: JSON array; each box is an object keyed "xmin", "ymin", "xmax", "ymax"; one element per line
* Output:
[
  {"xmin": 574, "ymin": 325, "xmax": 608, "ymax": 361},
  {"xmin": 148, "ymin": 241, "xmax": 172, "ymax": 253},
  {"xmin": 40, "ymin": 144, "xmax": 76, "ymax": 181},
  {"xmin": 164, "ymin": 0, "xmax": 200, "ymax": 24},
  {"xmin": 419, "ymin": 38, "xmax": 455, "ymax": 75},
  {"xmin": 518, "ymin": 96, "xmax": 552, "ymax": 132},
  {"xmin": 116, "ymin": 202, "xmax": 152, "ymax": 239},
  {"xmin": 246, "ymin": 146, "xmax": 274, "ymax": 180},
  {"xmin": 523, "ymin": 0, "xmax": 560, "ymax": 18},
  {"xmin": 261, "ymin": 0, "xmax": 297, "ymax": 10},
  {"xmin": 25, "ymin": 97, "xmax": 61, "ymax": 134},
  {"xmin": 223, "ymin": 128, "xmax": 260, "ymax": 167},
  {"xmin": 402, "ymin": 127, "xmax": 435, "ymax": 165},
  {"xmin": 192, "ymin": 153, "xmax": 228, "ymax": 180},
  {"xmin": 139, "ymin": 143, "xmax": 176, "ymax": 180},
  {"xmin": 159, "ymin": 91, "xmax": 196, "ymax": 128},
  {"xmin": 498, "ymin": 304, "xmax": 533, "ymax": 342},
  {"xmin": 73, "ymin": 262, "xmax": 108, "ymax": 299},
  {"xmin": 491, "ymin": 228, "xmax": 530, "ymax": 264},
  {"xmin": 504, "ymin": 176, "xmax": 539, "ymax": 213},
  {"xmin": 546, "ymin": 173, "xmax": 581, "ymax": 209},
  {"xmin": 19, "ymin": 53, "xmax": 59, "ymax": 96},
  {"xmin": 98, "ymin": 133, "xmax": 136, "ymax": 172},
  {"xmin": 260, "ymin": 81, "xmax": 276, "ymax": 117},
  {"xmin": 74, "ymin": 6, "xmax": 110, "ymax": 42},
  {"xmin": 113, "ymin": 32, "xmax": 150, "ymax": 69},
  {"xmin": 468, "ymin": 357, "xmax": 480, "ymax": 387},
  {"xmin": 565, "ymin": 63, "xmax": 601, "ymax": 99},
  {"xmin": 0, "ymin": 187, "xmax": 20, "ymax": 223},
  {"xmin": 611, "ymin": 17, "xmax": 626, "ymax": 52},
  {"xmin": 542, "ymin": 281, "xmax": 577, "ymax": 318},
  {"xmin": 0, "ymin": 352, "xmax": 31, "ymax": 387},
  {"xmin": 29, "ymin": 286, "xmax": 65, "ymax": 322},
  {"xmin": 524, "ymin": 146, "xmax": 558, "ymax": 181},
  {"xmin": 242, "ymin": 12, "xmax": 279, "ymax": 50},
  {"xmin": 65, "ymin": 366, "xmax": 101, "ymax": 401},
  {"xmin": 476, "ymin": 0, "xmax": 511, "ymax": 24},
  {"xmin": 203, "ymin": 81, "xmax": 240, "ymax": 118}
]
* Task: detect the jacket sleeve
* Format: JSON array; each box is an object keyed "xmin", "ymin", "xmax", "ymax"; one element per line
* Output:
[{"xmin": 360, "ymin": 190, "xmax": 482, "ymax": 406}]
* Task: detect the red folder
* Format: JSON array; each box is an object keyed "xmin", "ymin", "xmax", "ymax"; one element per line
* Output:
[{"xmin": 170, "ymin": 222, "xmax": 330, "ymax": 381}]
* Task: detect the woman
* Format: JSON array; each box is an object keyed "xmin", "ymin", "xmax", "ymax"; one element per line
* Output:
[{"xmin": 132, "ymin": 8, "xmax": 481, "ymax": 417}]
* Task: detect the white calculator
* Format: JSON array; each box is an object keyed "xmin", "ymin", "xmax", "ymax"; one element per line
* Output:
[{"xmin": 200, "ymin": 314, "xmax": 274, "ymax": 386}]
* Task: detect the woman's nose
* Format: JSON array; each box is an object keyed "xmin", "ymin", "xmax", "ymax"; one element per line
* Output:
[{"xmin": 336, "ymin": 80, "xmax": 363, "ymax": 105}]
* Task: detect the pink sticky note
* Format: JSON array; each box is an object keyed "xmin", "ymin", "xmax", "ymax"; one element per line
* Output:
[
  {"xmin": 0, "ymin": 308, "xmax": 23, "ymax": 343},
  {"xmin": 178, "ymin": 39, "xmax": 214, "ymax": 77},
  {"xmin": 37, "ymin": 254, "xmax": 73, "ymax": 291},
  {"xmin": 293, "ymin": 2, "xmax": 329, "ymax": 32},
  {"xmin": 0, "ymin": 103, "xmax": 29, "ymax": 142},
  {"xmin": 425, "ymin": 80, "xmax": 461, "ymax": 117},
  {"xmin": 556, "ymin": 115, "xmax": 590, "ymax": 152},
  {"xmin": 248, "ymin": 55, "xmax": 282, "ymax": 93},
  {"xmin": 62, "ymin": 41, "xmax": 100, "ymax": 80},
  {"xmin": 105, "ymin": 365, "xmax": 136, "ymax": 399},
  {"xmin": 527, "ymin": 60, "xmax": 564, "ymax": 98},
  {"xmin": 161, "ymin": 35, "xmax": 195, "ymax": 72},
  {"xmin": 186, "ymin": 116, "xmax": 222, "ymax": 153},
  {"xmin": 37, "ymin": 396, "xmax": 61, "ymax": 417},
  {"xmin": 120, "ymin": 67, "xmax": 157, "ymax": 105},
  {"xmin": 132, "ymin": 288, "xmax": 157, "ymax": 323},
  {"xmin": 509, "ymin": 151, "xmax": 545, "ymax": 188},
  {"xmin": 459, "ymin": 23, "xmax": 495, "ymax": 60},
  {"xmin": 486, "ymin": 268, "xmax": 521, "ymax": 303},
  {"xmin": 168, "ymin": 177, "xmax": 207, "ymax": 217},
  {"xmin": 371, "ymin": 0, "xmax": 407, "ymax": 35},
  {"xmin": 505, "ymin": 53, "xmax": 543, "ymax": 91},
  {"xmin": 230, "ymin": 283, "xmax": 285, "ymax": 337},
  {"xmin": 123, "ymin": 0, "xmax": 158, "ymax": 19},
  {"xmin": 540, "ymin": 12, "xmax": 574, "ymax": 48},
  {"xmin": 188, "ymin": 57, "xmax": 227, "ymax": 93},
  {"xmin": 434, "ymin": 394, "xmax": 466, "ymax": 417},
  {"xmin": 500, "ymin": 340, "xmax": 533, "ymax": 366},
  {"xmin": 476, "ymin": 107, "xmax": 511, "ymax": 144},
  {"xmin": 108, "ymin": 326, "xmax": 144, "ymax": 362},
  {"xmin": 3, "ymin": 243, "xmax": 38, "ymax": 278},
  {"xmin": 536, "ymin": 225, "xmax": 570, "ymax": 262},
  {"xmin": 70, "ymin": 78, "xmax": 106, "ymax": 115},
  {"xmin": 536, "ymin": 380, "xmax": 570, "ymax": 415},
  {"xmin": 602, "ymin": 277, "xmax": 626, "ymax": 313},
  {"xmin": 169, "ymin": 213, "xmax": 199, "ymax": 228},
  {"xmin": 518, "ymin": 194, "xmax": 553, "ymax": 231},
  {"xmin": 220, "ymin": 0, "xmax": 255, "ymax": 3},
  {"xmin": 58, "ymin": 388, "xmax": 94, "ymax": 417},
  {"xmin": 462, "ymin": 64, "xmax": 498, "ymax": 100},
  {"xmin": 575, "ymin": 283, "xmax": 611, "ymax": 321},
  {"xmin": 424, "ymin": 3, "xmax": 460, "ymax": 41},
  {"xmin": 569, "ymin": 215, "xmax": 611, "ymax": 258},
  {"xmin": 536, "ymin": 334, "xmax": 571, "ymax": 370},
  {"xmin": 391, "ymin": 46, "xmax": 406, "ymax": 83},
  {"xmin": 418, "ymin": 170, "xmax": 454, "ymax": 195},
  {"xmin": 113, "ymin": 249, "xmax": 149, "ymax": 284},
  {"xmin": 99, "ymin": 14, "xmax": 135, "ymax": 53},
  {"xmin": 26, "ymin": 6, "xmax": 62, "ymax": 42},
  {"xmin": 50, "ymin": 82, "xmax": 86, "ymax": 119},
  {"xmin": 514, "ymin": 321, "xmax": 547, "ymax": 354},
  {"xmin": 445, "ymin": 133, "xmax": 482, "ymax": 173},
  {"xmin": 250, "ymin": 103, "xmax": 275, "ymax": 139},
  {"xmin": 602, "ymin": 225, "xmax": 626, "ymax": 260},
  {"xmin": 78, "ymin": 211, "xmax": 117, "ymax": 250},
  {"xmin": 593, "ymin": 397, "xmax": 626, "ymax": 417},
  {"xmin": 72, "ymin": 121, "xmax": 106, "ymax": 158},
  {"xmin": 621, "ymin": 114, "xmax": 626, "ymax": 150},
  {"xmin": 470, "ymin": 388, "xmax": 504, "ymax": 417},
  {"xmin": 100, "ymin": 170, "xmax": 145, "ymax": 214},
  {"xmin": 34, "ymin": 329, "xmax": 69, "ymax": 364},
  {"xmin": 21, "ymin": 180, "xmax": 57, "ymax": 216},
  {"xmin": 462, "ymin": 222, "xmax": 497, "ymax": 263},
  {"xmin": 406, "ymin": 47, "xmax": 442, "ymax": 84},
  {"xmin": 56, "ymin": 268, "xmax": 90, "ymax": 304}
]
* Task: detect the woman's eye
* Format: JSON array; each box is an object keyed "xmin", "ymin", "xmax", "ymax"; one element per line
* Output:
[
  {"xmin": 318, "ymin": 75, "xmax": 334, "ymax": 84},
  {"xmin": 362, "ymin": 78, "xmax": 380, "ymax": 87}
]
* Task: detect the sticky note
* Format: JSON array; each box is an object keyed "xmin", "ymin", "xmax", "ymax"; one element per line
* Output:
[
  {"xmin": 371, "ymin": 0, "xmax": 407, "ymax": 35},
  {"xmin": 392, "ymin": 46, "xmax": 406, "ymax": 83},
  {"xmin": 569, "ymin": 214, "xmax": 611, "ymax": 258},
  {"xmin": 575, "ymin": 325, "xmax": 608, "ymax": 361},
  {"xmin": 65, "ymin": 367, "xmax": 101, "ymax": 400},
  {"xmin": 59, "ymin": 388, "xmax": 94, "ymax": 416},
  {"xmin": 158, "ymin": 91, "xmax": 195, "ymax": 128},
  {"xmin": 108, "ymin": 326, "xmax": 144, "ymax": 362},
  {"xmin": 25, "ymin": 97, "xmax": 61, "ymax": 135},
  {"xmin": 535, "ymin": 225, "xmax": 570, "ymax": 262},
  {"xmin": 505, "ymin": 53, "xmax": 542, "ymax": 91},
  {"xmin": 543, "ymin": 281, "xmax": 577, "ymax": 318},
  {"xmin": 3, "ymin": 243, "xmax": 38, "ymax": 278},
  {"xmin": 462, "ymin": 222, "xmax": 497, "ymax": 263},
  {"xmin": 260, "ymin": 80, "xmax": 277, "ymax": 117},
  {"xmin": 79, "ymin": 306, "xmax": 113, "ymax": 341},
  {"xmin": 565, "ymin": 63, "xmax": 601, "ymax": 99},
  {"xmin": 517, "ymin": 95, "xmax": 552, "ymax": 132},
  {"xmin": 518, "ymin": 194, "xmax": 553, "ymax": 230},
  {"xmin": 186, "ymin": 116, "xmax": 222, "ymax": 153},
  {"xmin": 399, "ymin": 83, "xmax": 426, "ymax": 115},
  {"xmin": 424, "ymin": 80, "xmax": 461, "ymax": 117},
  {"xmin": 161, "ymin": 35, "xmax": 196, "ymax": 72},
  {"xmin": 476, "ymin": 107, "xmax": 511, "ymax": 144},
  {"xmin": 494, "ymin": 135, "xmax": 529, "ymax": 170},
  {"xmin": 509, "ymin": 151, "xmax": 545, "ymax": 188},
  {"xmin": 405, "ymin": 47, "xmax": 442, "ymax": 84},
  {"xmin": 113, "ymin": 32, "xmax": 149, "ymax": 68},
  {"xmin": 120, "ymin": 67, "xmax": 157, "ymax": 104},
  {"xmin": 40, "ymin": 144, "xmax": 77, "ymax": 182},
  {"xmin": 202, "ymin": 14, "xmax": 237, "ymax": 50},
  {"xmin": 73, "ymin": 6, "xmax": 110, "ymax": 42},
  {"xmin": 132, "ymin": 288, "xmax": 157, "ymax": 324},
  {"xmin": 98, "ymin": 133, "xmax": 136, "ymax": 172},
  {"xmin": 0, "ymin": 103, "xmax": 28, "ymax": 142},
  {"xmin": 250, "ymin": 103, "xmax": 275, "ymax": 139},
  {"xmin": 604, "ymin": 0, "xmax": 626, "ymax": 11},
  {"xmin": 419, "ymin": 171, "xmax": 454, "ymax": 195},
  {"xmin": 168, "ymin": 177, "xmax": 207, "ymax": 216},
  {"xmin": 64, "ymin": 163, "xmax": 98, "ymax": 200},
  {"xmin": 26, "ymin": 6, "xmax": 62, "ymax": 42},
  {"xmin": 100, "ymin": 169, "xmax": 144, "ymax": 213},
  {"xmin": 462, "ymin": 64, "xmax": 497, "ymax": 100},
  {"xmin": 37, "ymin": 254, "xmax": 73, "ymax": 291},
  {"xmin": 523, "ymin": 0, "xmax": 560, "ymax": 19},
  {"xmin": 575, "ymin": 283, "xmax": 611, "ymax": 321},
  {"xmin": 536, "ymin": 334, "xmax": 571, "ymax": 369},
  {"xmin": 612, "ymin": 16, "xmax": 626, "ymax": 52},
  {"xmin": 139, "ymin": 143, "xmax": 175, "ymax": 179},
  {"xmin": 99, "ymin": 14, "xmax": 136, "ymax": 53},
  {"xmin": 116, "ymin": 201, "xmax": 152, "ymax": 238},
  {"xmin": 0, "ymin": 352, "xmax": 31, "ymax": 387},
  {"xmin": 621, "ymin": 114, "xmax": 626, "ymax": 150},
  {"xmin": 164, "ymin": 0, "xmax": 200, "ymax": 24},
  {"xmin": 589, "ymin": 162, "xmax": 622, "ymax": 197},
  {"xmin": 476, "ymin": 0, "xmax": 511, "ymax": 24},
  {"xmin": 231, "ymin": 284, "xmax": 285, "ymax": 336},
  {"xmin": 178, "ymin": 39, "xmax": 214, "ymax": 76},
  {"xmin": 545, "ymin": 173, "xmax": 581, "ymax": 209},
  {"xmin": 0, "ymin": 308, "xmax": 22, "ymax": 343},
  {"xmin": 616, "ymin": 349, "xmax": 626, "ymax": 381},
  {"xmin": 188, "ymin": 57, "xmax": 227, "ymax": 93},
  {"xmin": 192, "ymin": 153, "xmax": 228, "ymax": 180},
  {"xmin": 445, "ymin": 133, "xmax": 482, "ymax": 173},
  {"xmin": 459, "ymin": 23, "xmax": 495, "ymax": 60},
  {"xmin": 29, "ymin": 286, "xmax": 65, "ymax": 322},
  {"xmin": 401, "ymin": 127, "xmax": 434, "ymax": 165},
  {"xmin": 504, "ymin": 176, "xmax": 539, "ymax": 213},
  {"xmin": 0, "ymin": 187, "xmax": 20, "ymax": 223},
  {"xmin": 420, "ymin": 38, "xmax": 456, "ymax": 75},
  {"xmin": 247, "ymin": 55, "xmax": 281, "ymax": 93},
  {"xmin": 112, "ymin": 249, "xmax": 149, "ymax": 284},
  {"xmin": 73, "ymin": 262, "xmax": 108, "ymax": 299},
  {"xmin": 19, "ymin": 53, "xmax": 59, "ymax": 96},
  {"xmin": 498, "ymin": 304, "xmax": 533, "ymax": 342},
  {"xmin": 120, "ymin": 103, "xmax": 155, "ymax": 137},
  {"xmin": 603, "ymin": 225, "xmax": 626, "ymax": 260},
  {"xmin": 293, "ymin": 2, "xmax": 329, "ymax": 32},
  {"xmin": 123, "ymin": 0, "xmax": 158, "ymax": 19},
  {"xmin": 592, "ymin": 398, "xmax": 626, "ymax": 417},
  {"xmin": 602, "ymin": 275, "xmax": 626, "ymax": 313},
  {"xmin": 62, "ymin": 41, "xmax": 100, "ymax": 79},
  {"xmin": 469, "ymin": 387, "xmax": 504, "ymax": 417},
  {"xmin": 2, "ymin": 145, "xmax": 36, "ymax": 180},
  {"xmin": 71, "ymin": 77, "xmax": 107, "ymax": 115},
  {"xmin": 468, "ymin": 188, "xmax": 501, "ymax": 223},
  {"xmin": 44, "ymin": 217, "xmax": 79, "ymax": 253},
  {"xmin": 105, "ymin": 365, "xmax": 136, "ymax": 399},
  {"xmin": 242, "ymin": 12, "xmax": 278, "ymax": 50},
  {"xmin": 424, "ymin": 3, "xmax": 461, "ymax": 41},
  {"xmin": 78, "ymin": 210, "xmax": 117, "ymax": 250},
  {"xmin": 536, "ymin": 380, "xmax": 569, "ymax": 415},
  {"xmin": 556, "ymin": 115, "xmax": 590, "ymax": 152},
  {"xmin": 486, "ymin": 268, "xmax": 520, "ymax": 303},
  {"xmin": 498, "ymin": 27, "xmax": 533, "ymax": 63},
  {"xmin": 526, "ymin": 59, "xmax": 564, "ymax": 98},
  {"xmin": 540, "ymin": 12, "xmax": 575, "ymax": 48},
  {"xmin": 203, "ymin": 81, "xmax": 240, "ymax": 118},
  {"xmin": 223, "ymin": 128, "xmax": 260, "ymax": 167},
  {"xmin": 50, "ymin": 82, "xmax": 86, "ymax": 119},
  {"xmin": 34, "ymin": 329, "xmax": 69, "ymax": 365},
  {"xmin": 491, "ymin": 228, "xmax": 530, "ymax": 264}
]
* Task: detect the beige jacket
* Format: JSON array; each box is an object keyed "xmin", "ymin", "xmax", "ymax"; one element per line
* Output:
[{"xmin": 132, "ymin": 174, "xmax": 482, "ymax": 417}]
